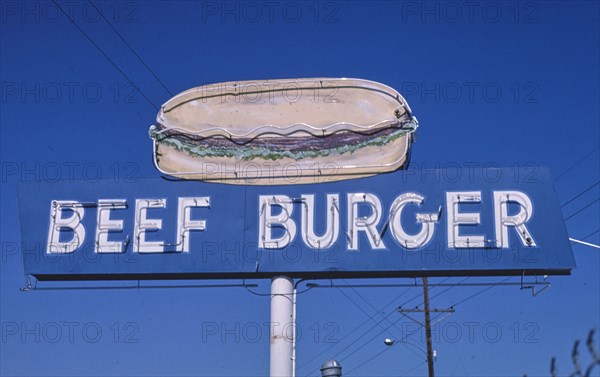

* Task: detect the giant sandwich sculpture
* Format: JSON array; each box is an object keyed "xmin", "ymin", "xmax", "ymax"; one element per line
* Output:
[{"xmin": 149, "ymin": 78, "xmax": 418, "ymax": 184}]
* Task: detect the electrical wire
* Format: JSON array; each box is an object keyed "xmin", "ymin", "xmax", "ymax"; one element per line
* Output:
[
  {"xmin": 335, "ymin": 286, "xmax": 423, "ymax": 359},
  {"xmin": 51, "ymin": 0, "xmax": 159, "ymax": 110},
  {"xmin": 555, "ymin": 147, "xmax": 599, "ymax": 182},
  {"xmin": 87, "ymin": 0, "xmax": 174, "ymax": 97},
  {"xmin": 329, "ymin": 278, "xmax": 456, "ymax": 375},
  {"xmin": 346, "ymin": 283, "xmax": 434, "ymax": 338},
  {"xmin": 450, "ymin": 277, "xmax": 512, "ymax": 307},
  {"xmin": 561, "ymin": 181, "xmax": 600, "ymax": 208},
  {"xmin": 564, "ymin": 198, "xmax": 600, "ymax": 221},
  {"xmin": 427, "ymin": 276, "xmax": 470, "ymax": 303},
  {"xmin": 343, "ymin": 345, "xmax": 393, "ymax": 376},
  {"xmin": 299, "ymin": 311, "xmax": 398, "ymax": 376},
  {"xmin": 581, "ymin": 228, "xmax": 600, "ymax": 241},
  {"xmin": 325, "ymin": 287, "xmax": 434, "ymax": 366},
  {"xmin": 347, "ymin": 277, "xmax": 509, "ymax": 376},
  {"xmin": 297, "ymin": 285, "xmax": 414, "ymax": 372},
  {"xmin": 337, "ymin": 315, "xmax": 404, "ymax": 368},
  {"xmin": 244, "ymin": 284, "xmax": 314, "ymax": 297},
  {"xmin": 327, "ymin": 310, "xmax": 397, "ymax": 362},
  {"xmin": 301, "ymin": 299, "xmax": 416, "ymax": 376},
  {"xmin": 401, "ymin": 360, "xmax": 428, "ymax": 376},
  {"xmin": 338, "ymin": 276, "xmax": 500, "ymax": 377},
  {"xmin": 319, "ymin": 276, "xmax": 511, "ymax": 377}
]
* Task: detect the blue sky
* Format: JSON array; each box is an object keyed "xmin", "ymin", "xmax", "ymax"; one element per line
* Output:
[{"xmin": 1, "ymin": 1, "xmax": 599, "ymax": 376}]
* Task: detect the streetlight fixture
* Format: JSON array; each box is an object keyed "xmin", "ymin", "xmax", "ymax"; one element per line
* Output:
[{"xmin": 382, "ymin": 338, "xmax": 433, "ymax": 359}]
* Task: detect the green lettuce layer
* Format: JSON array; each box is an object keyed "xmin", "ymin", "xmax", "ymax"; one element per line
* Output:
[{"xmin": 149, "ymin": 117, "xmax": 418, "ymax": 161}]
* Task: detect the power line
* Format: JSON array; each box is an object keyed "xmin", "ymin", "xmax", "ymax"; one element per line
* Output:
[
  {"xmin": 343, "ymin": 344, "xmax": 393, "ymax": 376},
  {"xmin": 428, "ymin": 276, "xmax": 470, "ymax": 303},
  {"xmin": 298, "ymin": 285, "xmax": 414, "ymax": 373},
  {"xmin": 332, "ymin": 278, "xmax": 458, "ymax": 374},
  {"xmin": 51, "ymin": 0, "xmax": 159, "ymax": 110},
  {"xmin": 301, "ymin": 288, "xmax": 424, "ymax": 377},
  {"xmin": 569, "ymin": 229, "xmax": 600, "ymax": 248},
  {"xmin": 450, "ymin": 277, "xmax": 512, "ymax": 307},
  {"xmin": 302, "ymin": 277, "xmax": 515, "ymax": 376},
  {"xmin": 332, "ymin": 276, "xmax": 514, "ymax": 377},
  {"xmin": 330, "ymin": 281, "xmax": 447, "ymax": 357},
  {"xmin": 336, "ymin": 285, "xmax": 423, "ymax": 359},
  {"xmin": 555, "ymin": 147, "xmax": 600, "ymax": 182},
  {"xmin": 301, "ymin": 276, "xmax": 493, "ymax": 376},
  {"xmin": 298, "ymin": 305, "xmax": 396, "ymax": 373},
  {"xmin": 345, "ymin": 350, "xmax": 428, "ymax": 377},
  {"xmin": 401, "ymin": 359, "xmax": 428, "ymax": 376},
  {"xmin": 327, "ymin": 310, "xmax": 397, "ymax": 362},
  {"xmin": 339, "ymin": 276, "xmax": 465, "ymax": 377},
  {"xmin": 582, "ymin": 228, "xmax": 600, "ymax": 241},
  {"xmin": 564, "ymin": 198, "xmax": 600, "ymax": 221},
  {"xmin": 87, "ymin": 0, "xmax": 174, "ymax": 97},
  {"xmin": 561, "ymin": 181, "xmax": 600, "ymax": 208},
  {"xmin": 344, "ymin": 280, "xmax": 439, "ymax": 336},
  {"xmin": 338, "ymin": 315, "xmax": 404, "ymax": 368},
  {"xmin": 301, "ymin": 310, "xmax": 397, "ymax": 376}
]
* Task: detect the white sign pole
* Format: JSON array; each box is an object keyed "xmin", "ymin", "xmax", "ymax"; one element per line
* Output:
[{"xmin": 270, "ymin": 275, "xmax": 294, "ymax": 377}]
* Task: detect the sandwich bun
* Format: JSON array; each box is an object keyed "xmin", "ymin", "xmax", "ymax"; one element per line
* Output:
[{"xmin": 150, "ymin": 78, "xmax": 418, "ymax": 184}]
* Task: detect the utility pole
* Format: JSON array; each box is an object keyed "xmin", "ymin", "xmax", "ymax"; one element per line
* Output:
[
  {"xmin": 397, "ymin": 277, "xmax": 453, "ymax": 377},
  {"xmin": 422, "ymin": 277, "xmax": 435, "ymax": 377}
]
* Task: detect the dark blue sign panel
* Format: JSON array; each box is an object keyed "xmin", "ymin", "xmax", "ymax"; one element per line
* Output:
[{"xmin": 17, "ymin": 168, "xmax": 575, "ymax": 280}]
